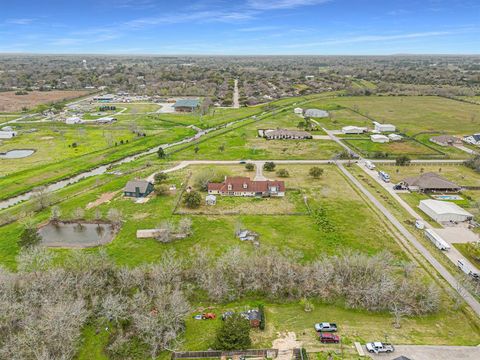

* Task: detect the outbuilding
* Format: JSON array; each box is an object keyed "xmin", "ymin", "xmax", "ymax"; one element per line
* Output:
[
  {"xmin": 124, "ymin": 180, "xmax": 154, "ymax": 198},
  {"xmin": 342, "ymin": 126, "xmax": 368, "ymax": 134},
  {"xmin": 66, "ymin": 116, "xmax": 82, "ymax": 125},
  {"xmin": 373, "ymin": 121, "xmax": 396, "ymax": 132},
  {"xmin": 293, "ymin": 107, "xmax": 303, "ymax": 114},
  {"xmin": 206, "ymin": 194, "xmax": 217, "ymax": 205},
  {"xmin": 173, "ymin": 99, "xmax": 200, "ymax": 112},
  {"xmin": 388, "ymin": 133, "xmax": 403, "ymax": 141},
  {"xmin": 419, "ymin": 199, "xmax": 473, "ymax": 223},
  {"xmin": 371, "ymin": 134, "xmax": 390, "ymax": 143}
]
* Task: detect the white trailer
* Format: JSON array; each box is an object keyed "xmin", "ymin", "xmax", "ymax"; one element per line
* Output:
[
  {"xmin": 457, "ymin": 259, "xmax": 479, "ymax": 279},
  {"xmin": 425, "ymin": 229, "xmax": 450, "ymax": 250}
]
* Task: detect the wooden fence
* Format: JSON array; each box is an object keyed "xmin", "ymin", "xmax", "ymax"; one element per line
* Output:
[{"xmin": 172, "ymin": 349, "xmax": 278, "ymax": 360}]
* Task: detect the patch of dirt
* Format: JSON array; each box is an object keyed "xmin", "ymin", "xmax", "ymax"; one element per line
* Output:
[
  {"xmin": 272, "ymin": 332, "xmax": 302, "ymax": 360},
  {"xmin": 40, "ymin": 136, "xmax": 54, "ymax": 140},
  {"xmin": 132, "ymin": 212, "xmax": 150, "ymax": 220},
  {"xmin": 86, "ymin": 191, "xmax": 119, "ymax": 209},
  {"xmin": 0, "ymin": 90, "xmax": 90, "ymax": 112}
]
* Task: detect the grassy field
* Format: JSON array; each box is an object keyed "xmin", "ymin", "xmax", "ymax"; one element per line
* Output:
[
  {"xmin": 0, "ymin": 164, "xmax": 407, "ymax": 268},
  {"xmin": 343, "ymin": 138, "xmax": 442, "ymax": 158},
  {"xmin": 376, "ymin": 164, "xmax": 480, "ymax": 187},
  {"xmin": 303, "ymin": 96, "xmax": 480, "ymax": 135},
  {"xmin": 169, "ymin": 112, "xmax": 344, "ymax": 160},
  {"xmin": 0, "ymin": 125, "xmax": 194, "ymax": 201}
]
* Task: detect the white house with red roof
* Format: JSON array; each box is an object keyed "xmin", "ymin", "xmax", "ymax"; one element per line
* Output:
[{"xmin": 207, "ymin": 176, "xmax": 285, "ymax": 197}]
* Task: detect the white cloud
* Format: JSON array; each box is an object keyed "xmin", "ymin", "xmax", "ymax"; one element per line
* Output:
[
  {"xmin": 238, "ymin": 25, "xmax": 280, "ymax": 32},
  {"xmin": 283, "ymin": 31, "xmax": 455, "ymax": 48},
  {"xmin": 5, "ymin": 18, "xmax": 34, "ymax": 25},
  {"xmin": 247, "ymin": 0, "xmax": 330, "ymax": 10}
]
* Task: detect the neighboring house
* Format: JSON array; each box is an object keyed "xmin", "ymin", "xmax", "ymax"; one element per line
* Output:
[
  {"xmin": 373, "ymin": 121, "xmax": 396, "ymax": 132},
  {"xmin": 0, "ymin": 130, "xmax": 18, "ymax": 139},
  {"xmin": 388, "ymin": 133, "xmax": 403, "ymax": 141},
  {"xmin": 94, "ymin": 94, "xmax": 115, "ymax": 102},
  {"xmin": 463, "ymin": 134, "xmax": 480, "ymax": 146},
  {"xmin": 371, "ymin": 134, "xmax": 390, "ymax": 143},
  {"xmin": 124, "ymin": 180, "xmax": 154, "ymax": 198},
  {"xmin": 205, "ymin": 194, "xmax": 217, "ymax": 205},
  {"xmin": 305, "ymin": 75, "xmax": 315, "ymax": 81},
  {"xmin": 419, "ymin": 199, "xmax": 473, "ymax": 223},
  {"xmin": 65, "ymin": 116, "xmax": 82, "ymax": 125},
  {"xmin": 430, "ymin": 135, "xmax": 462, "ymax": 147},
  {"xmin": 342, "ymin": 126, "xmax": 368, "ymax": 134},
  {"xmin": 263, "ymin": 129, "xmax": 312, "ymax": 140},
  {"xmin": 173, "ymin": 99, "xmax": 200, "ymax": 112},
  {"xmin": 400, "ymin": 172, "xmax": 461, "ymax": 193},
  {"xmin": 304, "ymin": 109, "xmax": 329, "ymax": 118},
  {"xmin": 293, "ymin": 107, "xmax": 303, "ymax": 114},
  {"xmin": 208, "ymin": 176, "xmax": 285, "ymax": 197}
]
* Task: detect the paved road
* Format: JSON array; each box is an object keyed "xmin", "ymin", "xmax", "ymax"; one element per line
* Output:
[
  {"xmin": 357, "ymin": 162, "xmax": 480, "ymax": 274},
  {"xmin": 233, "ymin": 79, "xmax": 240, "ymax": 109},
  {"xmin": 337, "ymin": 162, "xmax": 480, "ymax": 317},
  {"xmin": 367, "ymin": 345, "xmax": 480, "ymax": 360}
]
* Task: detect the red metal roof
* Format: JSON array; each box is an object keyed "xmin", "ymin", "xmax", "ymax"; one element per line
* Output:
[{"xmin": 207, "ymin": 177, "xmax": 285, "ymax": 193}]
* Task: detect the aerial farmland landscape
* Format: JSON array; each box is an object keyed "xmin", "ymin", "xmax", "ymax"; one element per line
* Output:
[{"xmin": 1, "ymin": 1, "xmax": 480, "ymax": 360}]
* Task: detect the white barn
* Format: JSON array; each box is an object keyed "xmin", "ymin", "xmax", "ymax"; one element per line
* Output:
[
  {"xmin": 342, "ymin": 126, "xmax": 368, "ymax": 134},
  {"xmin": 419, "ymin": 199, "xmax": 473, "ymax": 223},
  {"xmin": 371, "ymin": 134, "xmax": 390, "ymax": 143},
  {"xmin": 373, "ymin": 121, "xmax": 396, "ymax": 132}
]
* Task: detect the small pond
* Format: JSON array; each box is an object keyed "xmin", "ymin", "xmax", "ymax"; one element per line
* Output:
[
  {"xmin": 38, "ymin": 221, "xmax": 117, "ymax": 248},
  {"xmin": 0, "ymin": 149, "xmax": 35, "ymax": 159}
]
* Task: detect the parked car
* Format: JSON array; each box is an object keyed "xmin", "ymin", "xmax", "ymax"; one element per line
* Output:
[
  {"xmin": 366, "ymin": 342, "xmax": 394, "ymax": 353},
  {"xmin": 319, "ymin": 333, "xmax": 340, "ymax": 343},
  {"xmin": 378, "ymin": 171, "xmax": 391, "ymax": 183},
  {"xmin": 415, "ymin": 219, "xmax": 425, "ymax": 229},
  {"xmin": 314, "ymin": 322, "xmax": 337, "ymax": 332}
]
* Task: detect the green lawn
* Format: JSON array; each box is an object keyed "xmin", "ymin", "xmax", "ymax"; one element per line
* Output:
[
  {"xmin": 343, "ymin": 138, "xmax": 442, "ymax": 158},
  {"xmin": 304, "ymin": 96, "xmax": 480, "ymax": 136}
]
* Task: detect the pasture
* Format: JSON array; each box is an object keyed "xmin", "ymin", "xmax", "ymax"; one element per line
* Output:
[{"xmin": 0, "ymin": 90, "xmax": 90, "ymax": 112}]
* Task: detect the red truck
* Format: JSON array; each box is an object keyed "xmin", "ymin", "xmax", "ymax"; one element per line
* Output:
[{"xmin": 318, "ymin": 333, "xmax": 340, "ymax": 344}]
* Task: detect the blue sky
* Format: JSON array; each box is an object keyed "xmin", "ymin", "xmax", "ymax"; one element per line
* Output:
[{"xmin": 1, "ymin": 0, "xmax": 479, "ymax": 54}]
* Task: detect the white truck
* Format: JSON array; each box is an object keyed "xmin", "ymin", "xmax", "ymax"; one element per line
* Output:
[
  {"xmin": 314, "ymin": 322, "xmax": 338, "ymax": 332},
  {"xmin": 366, "ymin": 342, "xmax": 394, "ymax": 354},
  {"xmin": 425, "ymin": 229, "xmax": 450, "ymax": 251},
  {"xmin": 365, "ymin": 160, "xmax": 376, "ymax": 170}
]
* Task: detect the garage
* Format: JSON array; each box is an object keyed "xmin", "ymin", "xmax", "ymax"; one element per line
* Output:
[{"xmin": 419, "ymin": 199, "xmax": 473, "ymax": 223}]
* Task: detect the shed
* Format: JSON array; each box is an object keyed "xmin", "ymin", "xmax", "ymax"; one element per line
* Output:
[
  {"xmin": 371, "ymin": 134, "xmax": 390, "ymax": 143},
  {"xmin": 293, "ymin": 107, "xmax": 303, "ymax": 114},
  {"xmin": 124, "ymin": 180, "xmax": 154, "ymax": 198},
  {"xmin": 342, "ymin": 126, "xmax": 367, "ymax": 134},
  {"xmin": 206, "ymin": 194, "xmax": 217, "ymax": 205},
  {"xmin": 373, "ymin": 121, "xmax": 396, "ymax": 132},
  {"xmin": 419, "ymin": 199, "xmax": 473, "ymax": 223},
  {"xmin": 304, "ymin": 109, "xmax": 329, "ymax": 118}
]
